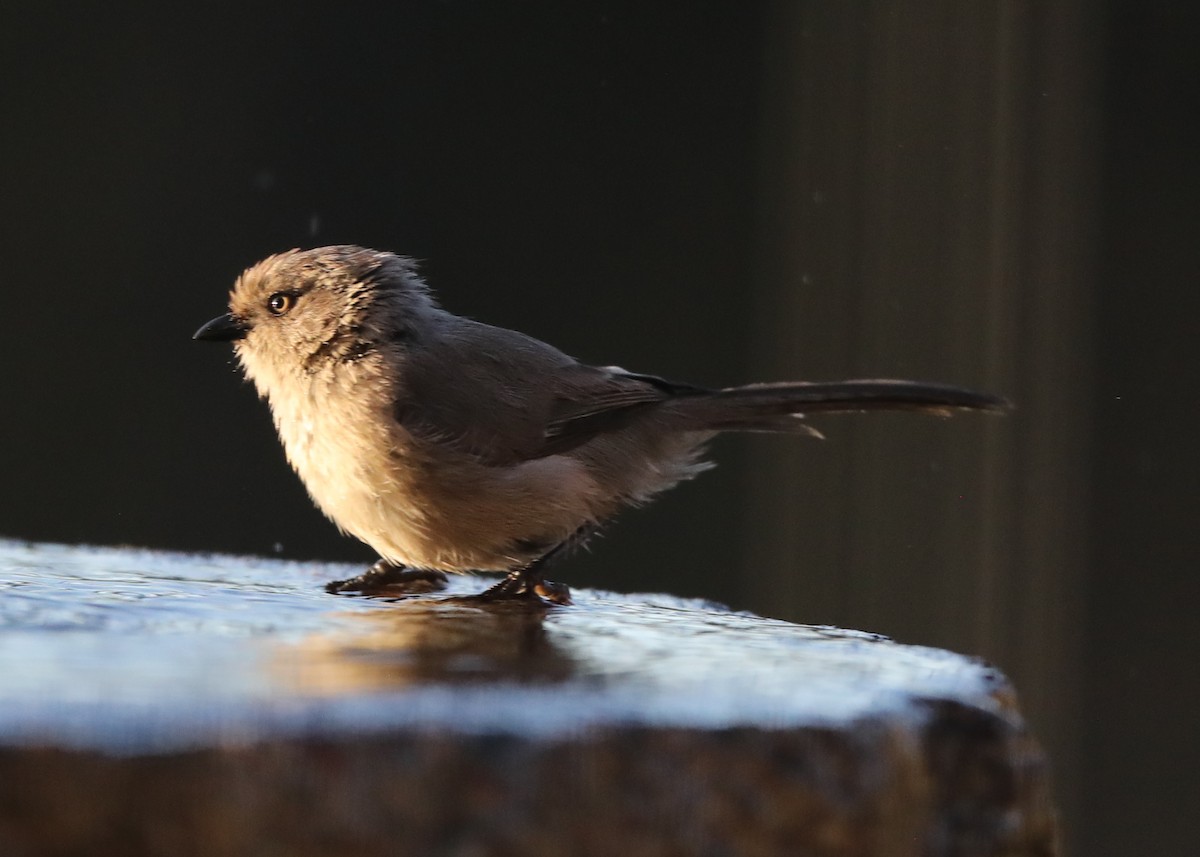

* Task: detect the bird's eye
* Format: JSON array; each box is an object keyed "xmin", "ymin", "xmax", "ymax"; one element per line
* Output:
[{"xmin": 267, "ymin": 293, "xmax": 295, "ymax": 315}]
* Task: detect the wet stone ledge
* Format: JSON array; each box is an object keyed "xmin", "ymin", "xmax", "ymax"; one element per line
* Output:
[{"xmin": 0, "ymin": 540, "xmax": 1058, "ymax": 856}]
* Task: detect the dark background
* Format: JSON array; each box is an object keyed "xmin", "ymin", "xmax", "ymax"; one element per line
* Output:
[{"xmin": 1, "ymin": 3, "xmax": 1196, "ymax": 854}]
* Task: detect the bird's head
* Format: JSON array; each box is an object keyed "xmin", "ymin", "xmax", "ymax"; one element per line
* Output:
[{"xmin": 194, "ymin": 245, "xmax": 433, "ymax": 391}]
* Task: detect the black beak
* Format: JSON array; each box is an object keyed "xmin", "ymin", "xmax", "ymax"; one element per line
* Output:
[{"xmin": 193, "ymin": 313, "xmax": 248, "ymax": 342}]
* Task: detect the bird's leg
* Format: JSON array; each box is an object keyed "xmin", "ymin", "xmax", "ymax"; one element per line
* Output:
[
  {"xmin": 478, "ymin": 551, "xmax": 572, "ymax": 606},
  {"xmin": 325, "ymin": 559, "xmax": 448, "ymax": 596}
]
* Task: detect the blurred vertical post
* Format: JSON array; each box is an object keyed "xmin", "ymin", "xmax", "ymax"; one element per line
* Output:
[{"xmin": 745, "ymin": 1, "xmax": 1099, "ymax": 845}]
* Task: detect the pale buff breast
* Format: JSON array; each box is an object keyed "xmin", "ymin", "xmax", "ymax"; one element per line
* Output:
[{"xmin": 247, "ymin": 352, "xmax": 607, "ymax": 572}]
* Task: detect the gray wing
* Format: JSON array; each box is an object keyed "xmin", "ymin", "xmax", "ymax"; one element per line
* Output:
[{"xmin": 395, "ymin": 317, "xmax": 705, "ymax": 466}]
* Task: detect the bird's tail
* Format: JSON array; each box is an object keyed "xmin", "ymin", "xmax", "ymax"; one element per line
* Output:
[{"xmin": 669, "ymin": 379, "xmax": 1010, "ymax": 437}]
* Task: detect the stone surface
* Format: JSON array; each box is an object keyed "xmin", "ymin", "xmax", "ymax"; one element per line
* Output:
[{"xmin": 0, "ymin": 540, "xmax": 1057, "ymax": 856}]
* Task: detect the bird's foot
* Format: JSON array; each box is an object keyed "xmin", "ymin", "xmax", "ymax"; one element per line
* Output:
[
  {"xmin": 478, "ymin": 569, "xmax": 572, "ymax": 606},
  {"xmin": 325, "ymin": 560, "xmax": 448, "ymax": 596}
]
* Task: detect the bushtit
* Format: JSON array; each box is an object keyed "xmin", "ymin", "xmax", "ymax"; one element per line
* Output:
[{"xmin": 195, "ymin": 245, "xmax": 1007, "ymax": 604}]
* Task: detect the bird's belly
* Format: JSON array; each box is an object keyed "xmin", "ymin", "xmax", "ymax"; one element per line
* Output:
[{"xmin": 282, "ymin": 413, "xmax": 602, "ymax": 572}]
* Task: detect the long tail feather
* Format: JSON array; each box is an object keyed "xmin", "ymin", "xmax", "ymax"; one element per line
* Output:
[{"xmin": 674, "ymin": 379, "xmax": 1010, "ymax": 433}]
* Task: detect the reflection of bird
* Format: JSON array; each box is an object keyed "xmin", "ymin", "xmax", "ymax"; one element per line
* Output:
[
  {"xmin": 196, "ymin": 246, "xmax": 1008, "ymax": 603},
  {"xmin": 274, "ymin": 598, "xmax": 572, "ymax": 693}
]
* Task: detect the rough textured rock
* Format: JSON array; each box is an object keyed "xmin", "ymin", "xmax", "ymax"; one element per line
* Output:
[{"xmin": 0, "ymin": 540, "xmax": 1057, "ymax": 856}]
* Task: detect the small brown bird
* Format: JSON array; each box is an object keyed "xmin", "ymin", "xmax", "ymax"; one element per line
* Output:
[{"xmin": 195, "ymin": 246, "xmax": 1008, "ymax": 604}]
